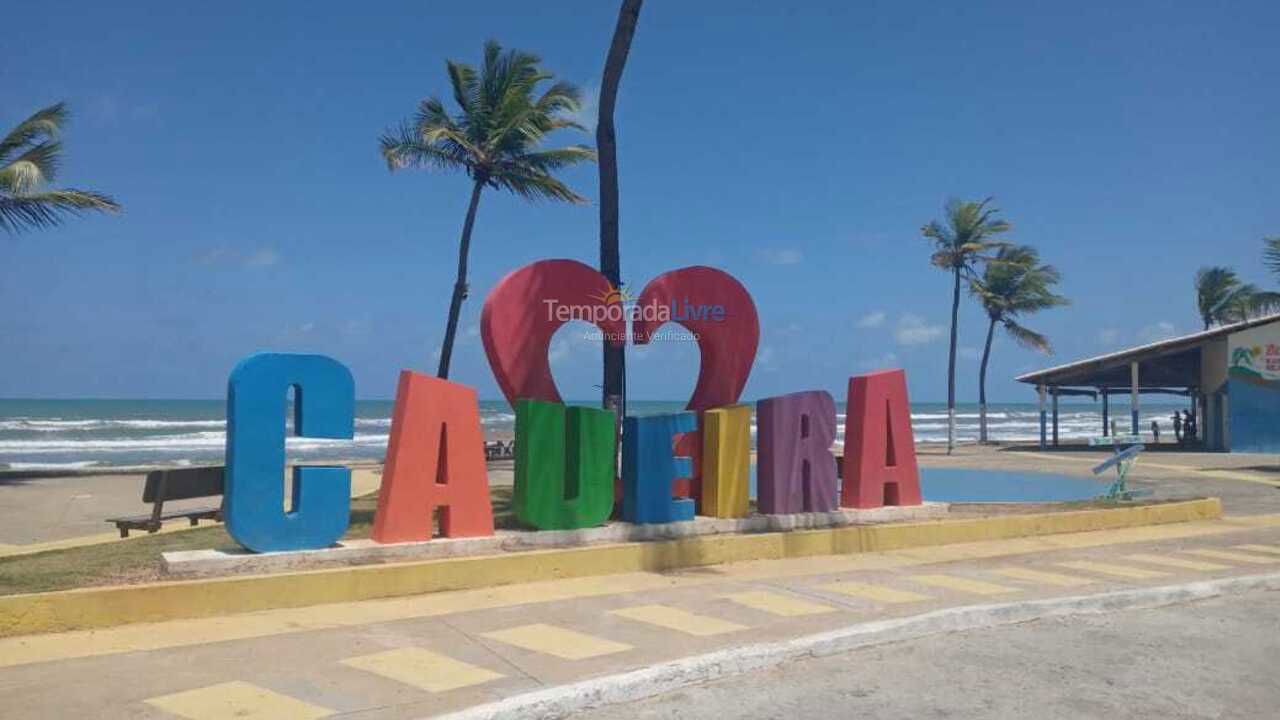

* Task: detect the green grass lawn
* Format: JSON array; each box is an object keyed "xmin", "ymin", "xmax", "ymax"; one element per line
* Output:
[{"xmin": 0, "ymin": 487, "xmax": 514, "ymax": 596}]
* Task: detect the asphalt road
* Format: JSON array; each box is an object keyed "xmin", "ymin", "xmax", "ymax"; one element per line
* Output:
[{"xmin": 580, "ymin": 589, "xmax": 1280, "ymax": 720}]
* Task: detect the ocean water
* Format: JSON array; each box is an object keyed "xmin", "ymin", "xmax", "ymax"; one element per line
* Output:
[{"xmin": 0, "ymin": 398, "xmax": 1189, "ymax": 471}]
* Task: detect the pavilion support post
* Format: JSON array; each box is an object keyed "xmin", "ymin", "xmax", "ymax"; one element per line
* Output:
[
  {"xmin": 1051, "ymin": 388, "xmax": 1060, "ymax": 447},
  {"xmin": 1101, "ymin": 389, "xmax": 1109, "ymax": 437},
  {"xmin": 1038, "ymin": 384, "xmax": 1047, "ymax": 449},
  {"xmin": 1130, "ymin": 361, "xmax": 1140, "ymax": 436}
]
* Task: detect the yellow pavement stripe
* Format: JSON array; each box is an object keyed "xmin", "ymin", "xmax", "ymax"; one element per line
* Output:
[
  {"xmin": 988, "ymin": 567, "xmax": 1094, "ymax": 587},
  {"xmin": 1222, "ymin": 514, "xmax": 1280, "ymax": 527},
  {"xmin": 817, "ymin": 581, "xmax": 931, "ymax": 604},
  {"xmin": 909, "ymin": 574, "xmax": 1019, "ymax": 596},
  {"xmin": 341, "ymin": 647, "xmax": 502, "ymax": 693},
  {"xmin": 482, "ymin": 623, "xmax": 631, "ymax": 660},
  {"xmin": 1233, "ymin": 544, "xmax": 1280, "ymax": 556},
  {"xmin": 722, "ymin": 591, "xmax": 836, "ymax": 617},
  {"xmin": 144, "ymin": 681, "xmax": 333, "ymax": 720},
  {"xmin": 0, "ymin": 573, "xmax": 694, "ymax": 670},
  {"xmin": 610, "ymin": 604, "xmax": 748, "ymax": 636},
  {"xmin": 1183, "ymin": 548, "xmax": 1279, "ymax": 565},
  {"xmin": 1124, "ymin": 553, "xmax": 1231, "ymax": 571},
  {"xmin": 1057, "ymin": 561, "xmax": 1170, "ymax": 579}
]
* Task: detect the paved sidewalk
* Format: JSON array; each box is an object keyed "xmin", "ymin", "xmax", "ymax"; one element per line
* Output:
[{"xmin": 3, "ymin": 515, "xmax": 1280, "ymax": 718}]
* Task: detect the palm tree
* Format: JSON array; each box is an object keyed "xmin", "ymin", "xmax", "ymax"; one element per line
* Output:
[
  {"xmin": 598, "ymin": 0, "xmax": 644, "ymax": 415},
  {"xmin": 380, "ymin": 41, "xmax": 596, "ymax": 378},
  {"xmin": 1, "ymin": 103, "xmax": 118, "ymax": 234},
  {"xmin": 1194, "ymin": 266, "xmax": 1280, "ymax": 329},
  {"xmin": 922, "ymin": 197, "xmax": 1011, "ymax": 454},
  {"xmin": 970, "ymin": 245, "xmax": 1068, "ymax": 443}
]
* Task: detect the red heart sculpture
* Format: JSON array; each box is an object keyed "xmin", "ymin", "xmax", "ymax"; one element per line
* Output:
[
  {"xmin": 632, "ymin": 266, "xmax": 760, "ymax": 411},
  {"xmin": 480, "ymin": 259, "xmax": 624, "ymax": 406},
  {"xmin": 481, "ymin": 261, "xmax": 759, "ymax": 414}
]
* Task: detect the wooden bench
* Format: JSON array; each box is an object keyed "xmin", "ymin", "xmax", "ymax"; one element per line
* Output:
[
  {"xmin": 485, "ymin": 440, "xmax": 515, "ymax": 460},
  {"xmin": 106, "ymin": 466, "xmax": 225, "ymax": 537}
]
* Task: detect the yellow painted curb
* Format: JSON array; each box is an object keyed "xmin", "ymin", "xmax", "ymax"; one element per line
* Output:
[{"xmin": 0, "ymin": 498, "xmax": 1221, "ymax": 638}]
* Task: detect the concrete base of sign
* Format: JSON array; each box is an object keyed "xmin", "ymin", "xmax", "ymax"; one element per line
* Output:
[{"xmin": 162, "ymin": 502, "xmax": 950, "ymax": 577}]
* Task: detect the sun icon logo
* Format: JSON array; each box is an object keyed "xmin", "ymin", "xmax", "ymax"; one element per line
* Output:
[{"xmin": 591, "ymin": 281, "xmax": 633, "ymax": 305}]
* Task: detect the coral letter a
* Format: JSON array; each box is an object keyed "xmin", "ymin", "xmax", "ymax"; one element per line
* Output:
[
  {"xmin": 372, "ymin": 370, "xmax": 494, "ymax": 543},
  {"xmin": 841, "ymin": 369, "xmax": 922, "ymax": 508}
]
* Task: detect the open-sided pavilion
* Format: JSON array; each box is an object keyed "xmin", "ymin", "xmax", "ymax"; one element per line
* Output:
[{"xmin": 1015, "ymin": 314, "xmax": 1280, "ymax": 451}]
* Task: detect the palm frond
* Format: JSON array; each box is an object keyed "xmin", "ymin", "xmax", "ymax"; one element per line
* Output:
[
  {"xmin": 0, "ymin": 189, "xmax": 119, "ymax": 233},
  {"xmin": 0, "ymin": 140, "xmax": 61, "ymax": 193},
  {"xmin": 378, "ymin": 124, "xmax": 471, "ymax": 173},
  {"xmin": 0, "ymin": 102, "xmax": 66, "ymax": 164},
  {"xmin": 488, "ymin": 162, "xmax": 588, "ymax": 204},
  {"xmin": 517, "ymin": 145, "xmax": 597, "ymax": 172},
  {"xmin": 1264, "ymin": 237, "xmax": 1280, "ymax": 279},
  {"xmin": 1003, "ymin": 319, "xmax": 1052, "ymax": 354}
]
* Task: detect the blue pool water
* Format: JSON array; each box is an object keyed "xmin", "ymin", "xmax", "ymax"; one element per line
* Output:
[
  {"xmin": 917, "ymin": 468, "xmax": 1101, "ymax": 503},
  {"xmin": 746, "ymin": 466, "xmax": 1102, "ymax": 503}
]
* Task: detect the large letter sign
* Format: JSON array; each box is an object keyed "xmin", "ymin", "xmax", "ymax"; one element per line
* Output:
[
  {"xmin": 842, "ymin": 369, "xmax": 922, "ymax": 508},
  {"xmin": 700, "ymin": 404, "xmax": 751, "ymax": 518},
  {"xmin": 371, "ymin": 371, "xmax": 494, "ymax": 543},
  {"xmin": 514, "ymin": 399, "xmax": 616, "ymax": 530},
  {"xmin": 218, "ymin": 260, "xmax": 933, "ymax": 555},
  {"xmin": 756, "ymin": 391, "xmax": 839, "ymax": 513},
  {"xmin": 225, "ymin": 353, "xmax": 353, "ymax": 553},
  {"xmin": 622, "ymin": 413, "xmax": 697, "ymax": 524}
]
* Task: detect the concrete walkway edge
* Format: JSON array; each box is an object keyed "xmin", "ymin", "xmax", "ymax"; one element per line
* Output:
[{"xmin": 432, "ymin": 572, "xmax": 1280, "ymax": 720}]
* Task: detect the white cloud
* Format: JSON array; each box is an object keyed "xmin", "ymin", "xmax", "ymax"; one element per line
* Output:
[
  {"xmin": 958, "ymin": 346, "xmax": 980, "ymax": 360},
  {"xmin": 858, "ymin": 351, "xmax": 899, "ymax": 370},
  {"xmin": 894, "ymin": 314, "xmax": 944, "ymax": 346},
  {"xmin": 197, "ymin": 245, "xmax": 281, "ymax": 269},
  {"xmin": 1137, "ymin": 321, "xmax": 1177, "ymax": 344},
  {"xmin": 754, "ymin": 248, "xmax": 803, "ymax": 266},
  {"xmin": 1097, "ymin": 328, "xmax": 1121, "ymax": 345},
  {"xmin": 856, "ymin": 311, "xmax": 886, "ymax": 329},
  {"xmin": 548, "ymin": 339, "xmax": 572, "ymax": 365},
  {"xmin": 245, "ymin": 248, "xmax": 280, "ymax": 268},
  {"xmin": 196, "ymin": 246, "xmax": 231, "ymax": 265}
]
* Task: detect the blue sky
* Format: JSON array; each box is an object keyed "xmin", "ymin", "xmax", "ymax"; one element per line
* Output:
[{"xmin": 2, "ymin": 0, "xmax": 1278, "ymax": 403}]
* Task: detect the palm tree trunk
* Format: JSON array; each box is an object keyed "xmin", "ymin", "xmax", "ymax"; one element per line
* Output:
[
  {"xmin": 437, "ymin": 177, "xmax": 485, "ymax": 379},
  {"xmin": 598, "ymin": 0, "xmax": 642, "ymax": 415},
  {"xmin": 947, "ymin": 266, "xmax": 961, "ymax": 454},
  {"xmin": 978, "ymin": 316, "xmax": 996, "ymax": 444}
]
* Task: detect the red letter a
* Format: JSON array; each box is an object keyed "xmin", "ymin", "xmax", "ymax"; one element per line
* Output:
[
  {"xmin": 372, "ymin": 370, "xmax": 494, "ymax": 543},
  {"xmin": 841, "ymin": 369, "xmax": 923, "ymax": 508}
]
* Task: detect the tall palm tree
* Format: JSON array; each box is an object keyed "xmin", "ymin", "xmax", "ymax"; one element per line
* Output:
[
  {"xmin": 970, "ymin": 245, "xmax": 1068, "ymax": 443},
  {"xmin": 598, "ymin": 0, "xmax": 643, "ymax": 415},
  {"xmin": 1, "ymin": 103, "xmax": 118, "ymax": 234},
  {"xmin": 1194, "ymin": 266, "xmax": 1279, "ymax": 329},
  {"xmin": 922, "ymin": 197, "xmax": 1011, "ymax": 454},
  {"xmin": 381, "ymin": 41, "xmax": 596, "ymax": 378}
]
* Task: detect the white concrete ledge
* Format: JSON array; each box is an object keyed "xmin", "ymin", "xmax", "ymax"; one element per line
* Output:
[{"xmin": 161, "ymin": 503, "xmax": 949, "ymax": 577}]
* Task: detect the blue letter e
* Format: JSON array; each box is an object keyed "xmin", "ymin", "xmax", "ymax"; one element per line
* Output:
[{"xmin": 225, "ymin": 352, "xmax": 354, "ymax": 552}]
